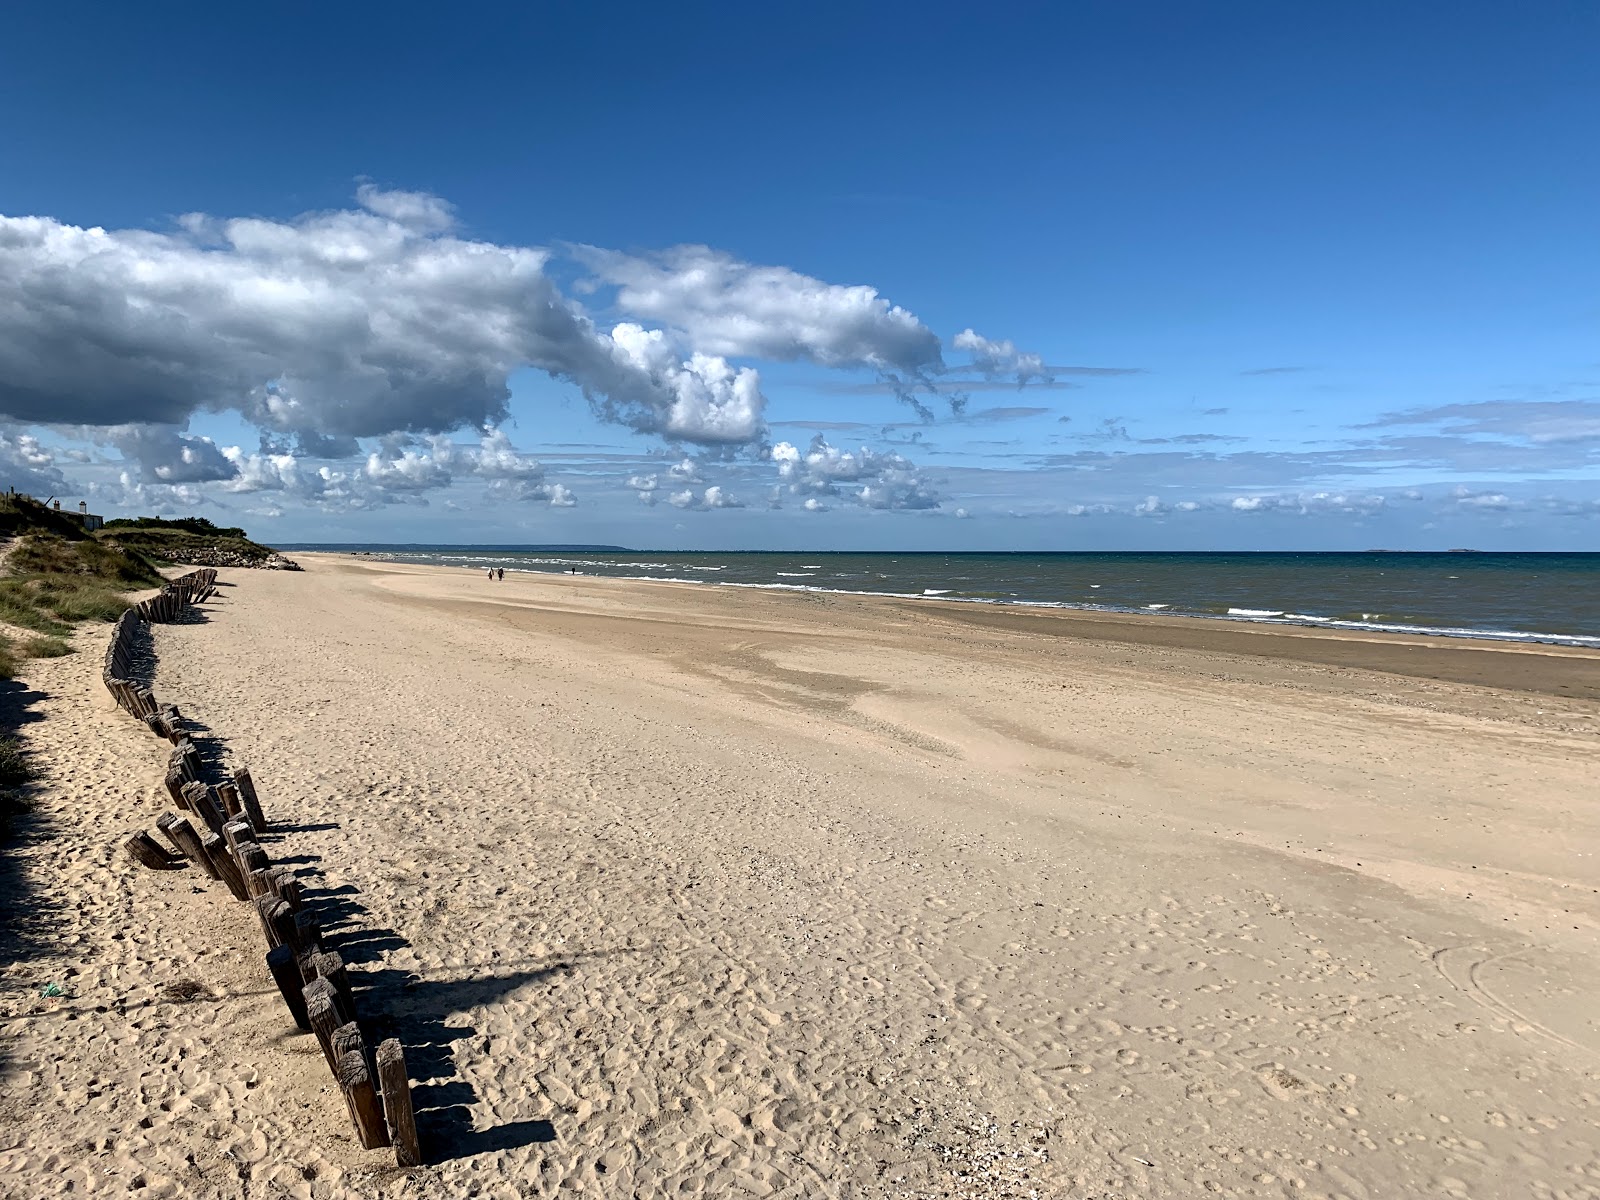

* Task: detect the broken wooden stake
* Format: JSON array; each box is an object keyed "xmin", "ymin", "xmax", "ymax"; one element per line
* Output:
[
  {"xmin": 253, "ymin": 896, "xmax": 296, "ymax": 949},
  {"xmin": 122, "ymin": 831, "xmax": 183, "ymax": 871},
  {"xmin": 263, "ymin": 867, "xmax": 302, "ymax": 911},
  {"xmin": 183, "ymin": 782, "xmax": 225, "ymax": 835},
  {"xmin": 163, "ymin": 766, "xmax": 189, "ymax": 810},
  {"xmin": 155, "ymin": 813, "xmax": 219, "ymax": 880}
]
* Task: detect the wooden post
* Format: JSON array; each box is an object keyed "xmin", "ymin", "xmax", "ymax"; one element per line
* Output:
[
  {"xmin": 203, "ymin": 832, "xmax": 249, "ymax": 900},
  {"xmin": 235, "ymin": 842, "xmax": 271, "ymax": 895},
  {"xmin": 254, "ymin": 895, "xmax": 295, "ymax": 948},
  {"xmin": 184, "ymin": 783, "xmax": 225, "ymax": 835},
  {"xmin": 377, "ymin": 1040, "xmax": 422, "ymax": 1166},
  {"xmin": 173, "ymin": 742, "xmax": 199, "ymax": 782},
  {"xmin": 265, "ymin": 945, "xmax": 311, "ymax": 1030},
  {"xmin": 253, "ymin": 894, "xmax": 279, "ymax": 945},
  {"xmin": 217, "ymin": 782, "xmax": 243, "ymax": 819},
  {"xmin": 164, "ymin": 766, "xmax": 189, "ymax": 810},
  {"xmin": 122, "ymin": 831, "xmax": 182, "ymax": 871},
  {"xmin": 337, "ymin": 1037, "xmax": 390, "ymax": 1149},
  {"xmin": 315, "ymin": 951, "xmax": 356, "ymax": 1024},
  {"xmin": 297, "ymin": 944, "xmax": 321, "ymax": 986},
  {"xmin": 292, "ymin": 911, "xmax": 323, "ymax": 956},
  {"xmin": 248, "ymin": 868, "xmax": 275, "ymax": 902},
  {"xmin": 305, "ymin": 980, "xmax": 341, "ymax": 1074},
  {"xmin": 156, "ymin": 813, "xmax": 219, "ymax": 880},
  {"xmin": 234, "ymin": 766, "xmax": 267, "ymax": 829},
  {"xmin": 263, "ymin": 867, "xmax": 302, "ymax": 910},
  {"xmin": 332, "ymin": 1022, "xmax": 364, "ymax": 1064},
  {"xmin": 222, "ymin": 819, "xmax": 256, "ymax": 856}
]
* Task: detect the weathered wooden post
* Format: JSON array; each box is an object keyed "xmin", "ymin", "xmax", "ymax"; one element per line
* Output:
[
  {"xmin": 314, "ymin": 951, "xmax": 356, "ymax": 1023},
  {"xmin": 217, "ymin": 781, "xmax": 243, "ymax": 820},
  {"xmin": 248, "ymin": 868, "xmax": 275, "ymax": 902},
  {"xmin": 234, "ymin": 766, "xmax": 267, "ymax": 829},
  {"xmin": 202, "ymin": 832, "xmax": 249, "ymax": 900},
  {"xmin": 335, "ymin": 1026, "xmax": 390, "ymax": 1149},
  {"xmin": 122, "ymin": 831, "xmax": 182, "ymax": 871},
  {"xmin": 377, "ymin": 1040, "xmax": 422, "ymax": 1166},
  {"xmin": 163, "ymin": 766, "xmax": 189, "ymax": 810},
  {"xmin": 183, "ymin": 782, "xmax": 225, "ymax": 836},
  {"xmin": 265, "ymin": 945, "xmax": 311, "ymax": 1030},
  {"xmin": 254, "ymin": 895, "xmax": 296, "ymax": 948},
  {"xmin": 263, "ymin": 867, "xmax": 302, "ymax": 910},
  {"xmin": 235, "ymin": 842, "xmax": 271, "ymax": 895},
  {"xmin": 304, "ymin": 979, "xmax": 342, "ymax": 1072},
  {"xmin": 222, "ymin": 819, "xmax": 256, "ymax": 857},
  {"xmin": 292, "ymin": 911, "xmax": 323, "ymax": 956},
  {"xmin": 173, "ymin": 742, "xmax": 199, "ymax": 782},
  {"xmin": 156, "ymin": 813, "xmax": 220, "ymax": 880}
]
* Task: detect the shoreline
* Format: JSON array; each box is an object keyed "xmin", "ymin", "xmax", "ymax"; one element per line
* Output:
[
  {"xmin": 311, "ymin": 547, "xmax": 1600, "ymax": 651},
  {"xmin": 300, "ymin": 550, "xmax": 1600, "ymax": 702}
]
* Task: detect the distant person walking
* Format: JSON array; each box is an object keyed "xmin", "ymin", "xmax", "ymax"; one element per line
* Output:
[
  {"xmin": 497, "ymin": 568, "xmax": 504, "ymax": 581},
  {"xmin": 486, "ymin": 568, "xmax": 494, "ymax": 581}
]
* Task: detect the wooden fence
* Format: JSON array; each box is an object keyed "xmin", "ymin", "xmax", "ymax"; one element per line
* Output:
[{"xmin": 108, "ymin": 572, "xmax": 421, "ymax": 1167}]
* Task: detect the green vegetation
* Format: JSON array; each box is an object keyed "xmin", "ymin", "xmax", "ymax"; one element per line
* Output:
[
  {"xmin": 98, "ymin": 515, "xmax": 277, "ymax": 566},
  {"xmin": 102, "ymin": 515, "xmax": 250, "ymax": 539},
  {"xmin": 0, "ymin": 533, "xmax": 162, "ymax": 637},
  {"xmin": 0, "ymin": 496, "xmax": 199, "ymax": 835},
  {"xmin": 21, "ymin": 636, "xmax": 72, "ymax": 659},
  {"xmin": 0, "ymin": 496, "xmax": 166, "ymax": 672}
]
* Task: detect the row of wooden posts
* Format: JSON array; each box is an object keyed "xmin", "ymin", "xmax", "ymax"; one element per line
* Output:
[{"xmin": 108, "ymin": 573, "xmax": 422, "ymax": 1167}]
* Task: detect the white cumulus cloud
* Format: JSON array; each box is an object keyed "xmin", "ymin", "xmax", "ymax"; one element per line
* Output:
[
  {"xmin": 952, "ymin": 329, "xmax": 1052, "ymax": 387},
  {"xmin": 772, "ymin": 434, "xmax": 940, "ymax": 511},
  {"xmin": 0, "ymin": 189, "xmax": 765, "ymax": 449}
]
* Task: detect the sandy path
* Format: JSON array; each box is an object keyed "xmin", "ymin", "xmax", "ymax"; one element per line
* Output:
[{"xmin": 3, "ymin": 558, "xmax": 1598, "ymax": 1198}]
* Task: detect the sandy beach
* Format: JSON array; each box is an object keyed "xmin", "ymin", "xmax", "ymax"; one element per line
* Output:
[{"xmin": 3, "ymin": 554, "xmax": 1598, "ymax": 1199}]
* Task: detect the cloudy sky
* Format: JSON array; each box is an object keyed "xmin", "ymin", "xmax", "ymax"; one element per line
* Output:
[{"xmin": 1, "ymin": 2, "xmax": 1596, "ymax": 550}]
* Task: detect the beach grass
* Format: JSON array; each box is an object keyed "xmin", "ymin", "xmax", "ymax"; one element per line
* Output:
[{"xmin": 0, "ymin": 531, "xmax": 163, "ymax": 639}]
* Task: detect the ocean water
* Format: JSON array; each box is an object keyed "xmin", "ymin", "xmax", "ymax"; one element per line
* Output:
[{"xmin": 287, "ymin": 547, "xmax": 1600, "ymax": 648}]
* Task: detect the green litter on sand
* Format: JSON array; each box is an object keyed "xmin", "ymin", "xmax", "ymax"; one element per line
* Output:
[{"xmin": 38, "ymin": 981, "xmax": 66, "ymax": 998}]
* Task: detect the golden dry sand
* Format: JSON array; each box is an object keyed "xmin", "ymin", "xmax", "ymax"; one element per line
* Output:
[{"xmin": 2, "ymin": 555, "xmax": 1598, "ymax": 1198}]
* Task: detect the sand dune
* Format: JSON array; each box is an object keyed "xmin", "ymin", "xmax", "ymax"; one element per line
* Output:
[{"xmin": 2, "ymin": 556, "xmax": 1597, "ymax": 1198}]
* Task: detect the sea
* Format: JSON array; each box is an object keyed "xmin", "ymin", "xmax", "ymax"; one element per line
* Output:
[{"xmin": 282, "ymin": 547, "xmax": 1600, "ymax": 649}]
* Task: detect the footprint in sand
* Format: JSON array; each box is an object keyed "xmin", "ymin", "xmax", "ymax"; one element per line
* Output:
[{"xmin": 1257, "ymin": 1065, "xmax": 1319, "ymax": 1100}]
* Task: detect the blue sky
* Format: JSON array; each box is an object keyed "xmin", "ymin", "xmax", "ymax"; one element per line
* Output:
[{"xmin": 1, "ymin": 1, "xmax": 1596, "ymax": 549}]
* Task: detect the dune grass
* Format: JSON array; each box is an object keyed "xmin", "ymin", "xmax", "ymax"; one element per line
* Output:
[
  {"xmin": 21, "ymin": 635, "xmax": 72, "ymax": 659},
  {"xmin": 0, "ymin": 533, "xmax": 163, "ymax": 638}
]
